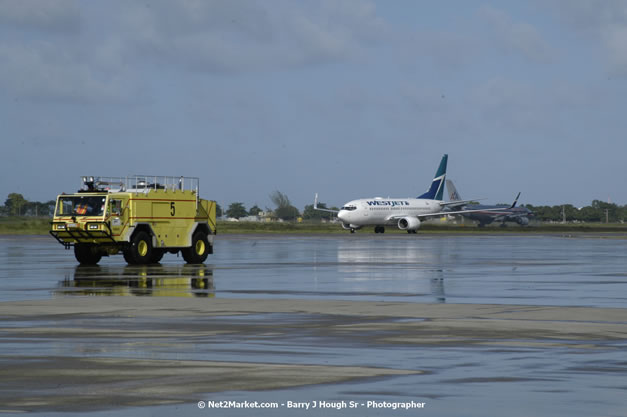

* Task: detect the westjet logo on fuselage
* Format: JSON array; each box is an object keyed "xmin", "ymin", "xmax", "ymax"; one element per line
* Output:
[{"xmin": 366, "ymin": 200, "xmax": 410, "ymax": 207}]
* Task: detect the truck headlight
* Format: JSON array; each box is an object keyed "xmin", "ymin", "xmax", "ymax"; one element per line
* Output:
[
  {"xmin": 56, "ymin": 224, "xmax": 66, "ymax": 230},
  {"xmin": 88, "ymin": 224, "xmax": 99, "ymax": 230}
]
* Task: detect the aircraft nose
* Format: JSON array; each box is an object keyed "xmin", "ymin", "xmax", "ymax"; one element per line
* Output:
[{"xmin": 337, "ymin": 210, "xmax": 347, "ymax": 222}]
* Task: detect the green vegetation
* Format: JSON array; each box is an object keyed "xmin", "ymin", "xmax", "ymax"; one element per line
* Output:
[
  {"xmin": 225, "ymin": 202, "xmax": 247, "ymax": 219},
  {"xmin": 0, "ymin": 217, "xmax": 51, "ymax": 235},
  {"xmin": 269, "ymin": 190, "xmax": 300, "ymax": 221},
  {"xmin": 249, "ymin": 205, "xmax": 262, "ymax": 216},
  {"xmin": 2, "ymin": 216, "xmax": 627, "ymax": 236},
  {"xmin": 217, "ymin": 221, "xmax": 340, "ymax": 234},
  {"xmin": 2, "ymin": 190, "xmax": 627, "ymax": 236},
  {"xmin": 302, "ymin": 202, "xmax": 338, "ymax": 221},
  {"xmin": 2, "ymin": 193, "xmax": 55, "ymax": 217},
  {"xmin": 525, "ymin": 200, "xmax": 626, "ymax": 222}
]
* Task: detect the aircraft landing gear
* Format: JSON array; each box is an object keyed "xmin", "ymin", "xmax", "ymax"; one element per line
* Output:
[
  {"xmin": 374, "ymin": 226, "xmax": 385, "ymax": 234},
  {"xmin": 350, "ymin": 228, "xmax": 356, "ymax": 234},
  {"xmin": 407, "ymin": 230, "xmax": 417, "ymax": 234}
]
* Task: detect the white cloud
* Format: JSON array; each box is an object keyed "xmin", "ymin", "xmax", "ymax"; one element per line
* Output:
[
  {"xmin": 119, "ymin": 0, "xmax": 388, "ymax": 73},
  {"xmin": 546, "ymin": 0, "xmax": 627, "ymax": 77},
  {"xmin": 0, "ymin": 41, "xmax": 135, "ymax": 102},
  {"xmin": 547, "ymin": 0, "xmax": 627, "ymax": 31},
  {"xmin": 410, "ymin": 30, "xmax": 478, "ymax": 71},
  {"xmin": 470, "ymin": 77, "xmax": 551, "ymax": 134},
  {"xmin": 603, "ymin": 24, "xmax": 627, "ymax": 76},
  {"xmin": 0, "ymin": 1, "xmax": 136, "ymax": 102},
  {"xmin": 0, "ymin": 1, "xmax": 390, "ymax": 102},
  {"xmin": 480, "ymin": 6, "xmax": 552, "ymax": 63},
  {"xmin": 0, "ymin": 0, "xmax": 80, "ymax": 33}
]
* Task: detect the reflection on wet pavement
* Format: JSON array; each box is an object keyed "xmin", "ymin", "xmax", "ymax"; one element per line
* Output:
[
  {"xmin": 1, "ymin": 234, "xmax": 627, "ymax": 416},
  {"xmin": 2, "ymin": 234, "xmax": 627, "ymax": 307},
  {"xmin": 57, "ymin": 264, "xmax": 214, "ymax": 297}
]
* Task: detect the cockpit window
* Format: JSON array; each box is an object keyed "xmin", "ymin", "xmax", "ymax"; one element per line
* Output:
[{"xmin": 341, "ymin": 205, "xmax": 357, "ymax": 211}]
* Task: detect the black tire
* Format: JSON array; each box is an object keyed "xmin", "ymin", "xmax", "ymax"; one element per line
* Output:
[
  {"xmin": 150, "ymin": 249, "xmax": 165, "ymax": 264},
  {"xmin": 74, "ymin": 244, "xmax": 102, "ymax": 265},
  {"xmin": 125, "ymin": 231, "xmax": 153, "ymax": 265},
  {"xmin": 122, "ymin": 248, "xmax": 135, "ymax": 264},
  {"xmin": 182, "ymin": 231, "xmax": 210, "ymax": 264}
]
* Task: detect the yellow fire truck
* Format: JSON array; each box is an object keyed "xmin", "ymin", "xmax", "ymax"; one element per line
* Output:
[{"xmin": 50, "ymin": 176, "xmax": 216, "ymax": 265}]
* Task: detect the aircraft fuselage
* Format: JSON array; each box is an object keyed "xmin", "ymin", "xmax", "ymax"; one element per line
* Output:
[
  {"xmin": 461, "ymin": 205, "xmax": 531, "ymax": 226},
  {"xmin": 337, "ymin": 197, "xmax": 443, "ymax": 228}
]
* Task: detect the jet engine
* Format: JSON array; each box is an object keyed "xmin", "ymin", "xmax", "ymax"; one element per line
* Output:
[
  {"xmin": 516, "ymin": 217, "xmax": 529, "ymax": 226},
  {"xmin": 397, "ymin": 217, "xmax": 421, "ymax": 231},
  {"xmin": 341, "ymin": 223, "xmax": 361, "ymax": 231}
]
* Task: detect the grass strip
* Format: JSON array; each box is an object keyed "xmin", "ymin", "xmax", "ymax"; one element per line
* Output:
[{"xmin": 2, "ymin": 217, "xmax": 627, "ymax": 236}]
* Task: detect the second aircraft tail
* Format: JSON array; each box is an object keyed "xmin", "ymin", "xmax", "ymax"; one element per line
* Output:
[{"xmin": 446, "ymin": 179, "xmax": 462, "ymax": 201}]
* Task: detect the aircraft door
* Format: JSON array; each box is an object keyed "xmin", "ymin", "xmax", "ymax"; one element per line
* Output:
[{"xmin": 361, "ymin": 201, "xmax": 369, "ymax": 217}]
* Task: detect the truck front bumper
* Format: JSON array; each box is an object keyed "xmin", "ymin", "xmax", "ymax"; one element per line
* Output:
[{"xmin": 50, "ymin": 222, "xmax": 117, "ymax": 249}]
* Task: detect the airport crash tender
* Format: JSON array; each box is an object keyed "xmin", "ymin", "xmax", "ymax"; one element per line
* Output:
[{"xmin": 50, "ymin": 176, "xmax": 216, "ymax": 265}]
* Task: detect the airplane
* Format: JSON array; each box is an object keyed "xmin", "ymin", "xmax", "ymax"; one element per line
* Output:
[
  {"xmin": 314, "ymin": 154, "xmax": 516, "ymax": 233},
  {"xmin": 445, "ymin": 179, "xmax": 533, "ymax": 227}
]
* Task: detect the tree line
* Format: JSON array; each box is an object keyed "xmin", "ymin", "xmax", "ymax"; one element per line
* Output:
[
  {"xmin": 1, "ymin": 193, "xmax": 55, "ymax": 217},
  {"xmin": 3, "ymin": 191, "xmax": 626, "ymax": 224},
  {"xmin": 524, "ymin": 200, "xmax": 627, "ymax": 223},
  {"xmin": 0, "ymin": 191, "xmax": 336, "ymax": 222},
  {"xmin": 223, "ymin": 191, "xmax": 337, "ymax": 221}
]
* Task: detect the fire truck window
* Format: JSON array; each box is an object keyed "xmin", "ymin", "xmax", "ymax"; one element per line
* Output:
[{"xmin": 111, "ymin": 200, "xmax": 122, "ymax": 215}]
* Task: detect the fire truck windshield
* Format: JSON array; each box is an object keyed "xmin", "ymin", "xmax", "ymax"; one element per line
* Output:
[{"xmin": 56, "ymin": 196, "xmax": 107, "ymax": 217}]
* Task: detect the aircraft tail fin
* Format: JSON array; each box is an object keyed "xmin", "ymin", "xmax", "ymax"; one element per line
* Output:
[
  {"xmin": 418, "ymin": 154, "xmax": 447, "ymax": 200},
  {"xmin": 509, "ymin": 192, "xmax": 521, "ymax": 209},
  {"xmin": 446, "ymin": 179, "xmax": 462, "ymax": 201}
]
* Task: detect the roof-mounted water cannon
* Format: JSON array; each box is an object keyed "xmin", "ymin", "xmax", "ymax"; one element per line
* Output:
[{"xmin": 82, "ymin": 176, "xmax": 95, "ymax": 191}]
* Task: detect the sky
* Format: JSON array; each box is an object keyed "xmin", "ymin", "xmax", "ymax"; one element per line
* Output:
[{"xmin": 2, "ymin": 0, "xmax": 627, "ymax": 211}]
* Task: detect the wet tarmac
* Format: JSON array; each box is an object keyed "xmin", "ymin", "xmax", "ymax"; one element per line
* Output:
[{"xmin": 1, "ymin": 234, "xmax": 627, "ymax": 416}]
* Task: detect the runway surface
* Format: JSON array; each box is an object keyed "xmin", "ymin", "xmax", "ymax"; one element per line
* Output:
[{"xmin": 1, "ymin": 234, "xmax": 626, "ymax": 416}]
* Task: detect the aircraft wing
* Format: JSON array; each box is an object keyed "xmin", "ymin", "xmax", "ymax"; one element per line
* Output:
[
  {"xmin": 438, "ymin": 199, "xmax": 480, "ymax": 209},
  {"xmin": 383, "ymin": 206, "xmax": 508, "ymax": 222},
  {"xmin": 441, "ymin": 192, "xmax": 520, "ymax": 210},
  {"xmin": 313, "ymin": 193, "xmax": 339, "ymax": 213},
  {"xmin": 388, "ymin": 194, "xmax": 522, "ymax": 220},
  {"xmin": 426, "ymin": 206, "xmax": 516, "ymax": 218}
]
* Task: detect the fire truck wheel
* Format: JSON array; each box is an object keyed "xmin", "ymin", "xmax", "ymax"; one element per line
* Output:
[
  {"xmin": 150, "ymin": 249, "xmax": 165, "ymax": 263},
  {"xmin": 182, "ymin": 231, "xmax": 209, "ymax": 264},
  {"xmin": 74, "ymin": 244, "xmax": 102, "ymax": 265},
  {"xmin": 122, "ymin": 248, "xmax": 135, "ymax": 264},
  {"xmin": 128, "ymin": 231, "xmax": 153, "ymax": 265}
]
